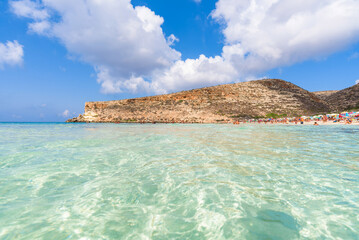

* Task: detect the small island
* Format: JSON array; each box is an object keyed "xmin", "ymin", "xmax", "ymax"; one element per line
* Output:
[{"xmin": 67, "ymin": 79, "xmax": 359, "ymax": 123}]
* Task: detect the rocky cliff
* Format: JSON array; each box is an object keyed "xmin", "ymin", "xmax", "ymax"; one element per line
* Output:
[{"xmin": 67, "ymin": 79, "xmax": 332, "ymax": 123}]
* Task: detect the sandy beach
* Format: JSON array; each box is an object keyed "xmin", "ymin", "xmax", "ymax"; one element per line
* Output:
[
  {"xmin": 242, "ymin": 120, "xmax": 359, "ymax": 126},
  {"xmin": 294, "ymin": 121, "xmax": 359, "ymax": 126}
]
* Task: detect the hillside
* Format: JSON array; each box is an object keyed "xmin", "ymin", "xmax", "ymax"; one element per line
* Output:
[
  {"xmin": 312, "ymin": 90, "xmax": 339, "ymax": 100},
  {"xmin": 67, "ymin": 79, "xmax": 332, "ymax": 123},
  {"xmin": 325, "ymin": 84, "xmax": 359, "ymax": 111}
]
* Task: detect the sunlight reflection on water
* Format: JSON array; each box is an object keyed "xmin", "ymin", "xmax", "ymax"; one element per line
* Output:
[{"xmin": 0, "ymin": 123, "xmax": 358, "ymax": 239}]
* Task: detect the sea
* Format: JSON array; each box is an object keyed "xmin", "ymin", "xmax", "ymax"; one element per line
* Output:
[{"xmin": 0, "ymin": 123, "xmax": 358, "ymax": 239}]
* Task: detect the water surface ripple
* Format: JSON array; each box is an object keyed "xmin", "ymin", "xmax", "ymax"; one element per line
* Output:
[{"xmin": 0, "ymin": 123, "xmax": 358, "ymax": 239}]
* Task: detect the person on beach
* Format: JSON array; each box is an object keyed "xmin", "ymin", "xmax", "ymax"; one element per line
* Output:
[
  {"xmin": 314, "ymin": 122, "xmax": 319, "ymax": 125},
  {"xmin": 345, "ymin": 118, "xmax": 352, "ymax": 124}
]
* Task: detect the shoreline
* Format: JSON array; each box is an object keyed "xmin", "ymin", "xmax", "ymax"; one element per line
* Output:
[
  {"xmin": 242, "ymin": 121, "xmax": 359, "ymax": 126},
  {"xmin": 62, "ymin": 120, "xmax": 359, "ymax": 126}
]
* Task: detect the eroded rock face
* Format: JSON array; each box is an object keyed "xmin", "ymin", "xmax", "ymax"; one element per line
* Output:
[{"xmin": 67, "ymin": 79, "xmax": 332, "ymax": 123}]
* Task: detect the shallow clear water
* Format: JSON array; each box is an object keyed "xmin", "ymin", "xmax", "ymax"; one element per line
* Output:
[{"xmin": 0, "ymin": 123, "xmax": 358, "ymax": 239}]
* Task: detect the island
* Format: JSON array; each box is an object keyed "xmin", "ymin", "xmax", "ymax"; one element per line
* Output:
[{"xmin": 67, "ymin": 79, "xmax": 359, "ymax": 123}]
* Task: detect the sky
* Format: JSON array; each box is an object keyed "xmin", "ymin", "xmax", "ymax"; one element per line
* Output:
[{"xmin": 1, "ymin": 0, "xmax": 359, "ymax": 122}]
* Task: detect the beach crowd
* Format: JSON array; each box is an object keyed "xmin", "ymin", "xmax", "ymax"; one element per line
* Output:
[{"xmin": 235, "ymin": 111, "xmax": 359, "ymax": 125}]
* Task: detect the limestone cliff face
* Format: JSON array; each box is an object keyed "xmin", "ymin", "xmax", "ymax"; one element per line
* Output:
[{"xmin": 67, "ymin": 79, "xmax": 331, "ymax": 123}]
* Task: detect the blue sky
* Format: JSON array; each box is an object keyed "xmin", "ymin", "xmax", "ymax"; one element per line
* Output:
[{"xmin": 1, "ymin": 0, "xmax": 359, "ymax": 122}]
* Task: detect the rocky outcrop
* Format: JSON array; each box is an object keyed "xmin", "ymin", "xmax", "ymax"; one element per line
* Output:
[{"xmin": 67, "ymin": 79, "xmax": 332, "ymax": 123}]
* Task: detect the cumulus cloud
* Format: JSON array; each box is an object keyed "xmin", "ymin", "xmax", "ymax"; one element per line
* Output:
[
  {"xmin": 356, "ymin": 80, "xmax": 359, "ymax": 85},
  {"xmin": 28, "ymin": 20, "xmax": 51, "ymax": 34},
  {"xmin": 211, "ymin": 0, "xmax": 359, "ymax": 75},
  {"xmin": 10, "ymin": 0, "xmax": 359, "ymax": 94},
  {"xmin": 10, "ymin": 0, "xmax": 180, "ymax": 93},
  {"xmin": 10, "ymin": 0, "xmax": 49, "ymax": 20},
  {"xmin": 0, "ymin": 40, "xmax": 24, "ymax": 69},
  {"xmin": 150, "ymin": 54, "xmax": 239, "ymax": 93}
]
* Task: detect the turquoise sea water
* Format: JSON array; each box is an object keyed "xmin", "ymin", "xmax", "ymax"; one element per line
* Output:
[{"xmin": 0, "ymin": 123, "xmax": 358, "ymax": 239}]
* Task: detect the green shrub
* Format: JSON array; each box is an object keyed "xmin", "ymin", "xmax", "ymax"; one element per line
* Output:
[{"xmin": 265, "ymin": 113, "xmax": 287, "ymax": 119}]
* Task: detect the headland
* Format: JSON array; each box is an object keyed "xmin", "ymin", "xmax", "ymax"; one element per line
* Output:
[{"xmin": 67, "ymin": 79, "xmax": 359, "ymax": 124}]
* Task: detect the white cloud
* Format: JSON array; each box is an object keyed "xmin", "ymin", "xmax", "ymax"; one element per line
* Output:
[
  {"xmin": 167, "ymin": 34, "xmax": 179, "ymax": 46},
  {"xmin": 356, "ymin": 80, "xmax": 359, "ymax": 85},
  {"xmin": 211, "ymin": 0, "xmax": 359, "ymax": 75},
  {"xmin": 150, "ymin": 54, "xmax": 238, "ymax": 93},
  {"xmin": 0, "ymin": 40, "xmax": 24, "ymax": 69},
  {"xmin": 28, "ymin": 20, "xmax": 51, "ymax": 34},
  {"xmin": 10, "ymin": 0, "xmax": 359, "ymax": 94},
  {"xmin": 61, "ymin": 109, "xmax": 70, "ymax": 117},
  {"xmin": 154, "ymin": 0, "xmax": 359, "ymax": 92},
  {"xmin": 10, "ymin": 0, "xmax": 180, "ymax": 93},
  {"xmin": 10, "ymin": 0, "xmax": 49, "ymax": 20}
]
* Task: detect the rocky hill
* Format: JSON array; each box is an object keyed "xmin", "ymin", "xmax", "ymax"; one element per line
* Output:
[
  {"xmin": 67, "ymin": 79, "xmax": 332, "ymax": 123},
  {"xmin": 325, "ymin": 84, "xmax": 359, "ymax": 111}
]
